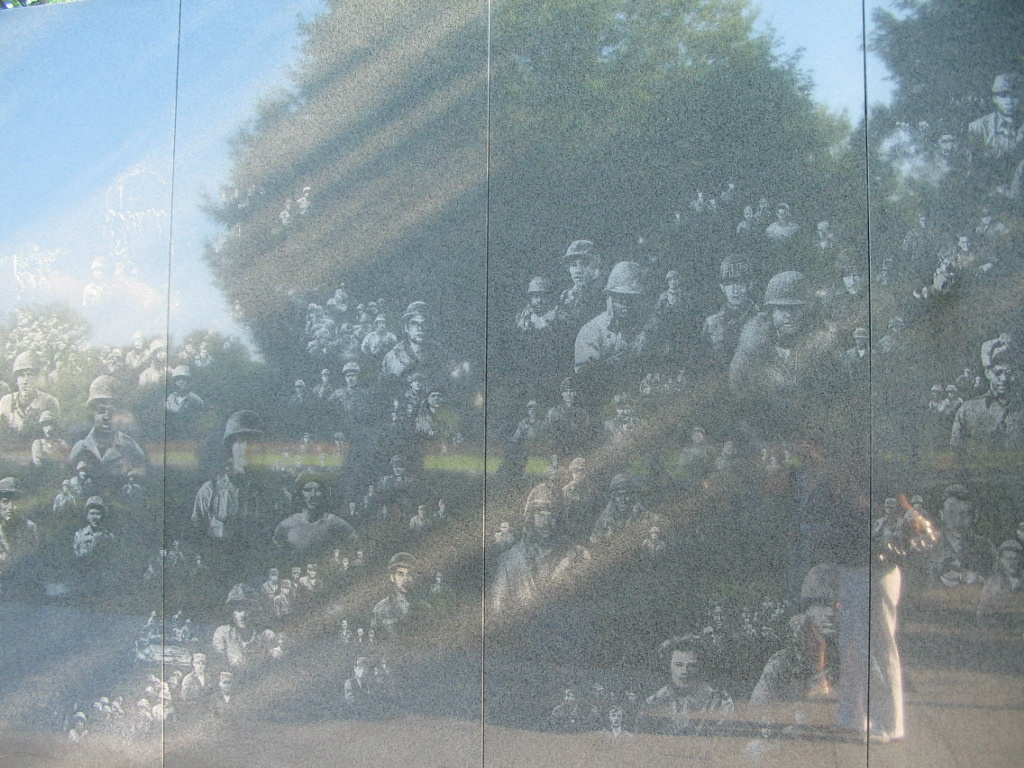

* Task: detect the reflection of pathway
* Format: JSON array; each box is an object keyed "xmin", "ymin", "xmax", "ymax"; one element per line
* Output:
[{"xmin": 1, "ymin": 581, "xmax": 1021, "ymax": 767}]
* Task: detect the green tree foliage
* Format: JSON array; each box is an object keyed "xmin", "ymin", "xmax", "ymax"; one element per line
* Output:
[
  {"xmin": 870, "ymin": 0, "xmax": 1024, "ymax": 130},
  {"xmin": 204, "ymin": 0, "xmax": 861, "ymax": 380}
]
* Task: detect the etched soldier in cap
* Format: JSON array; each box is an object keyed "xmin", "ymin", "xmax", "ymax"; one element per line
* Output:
[
  {"xmin": 381, "ymin": 301, "xmax": 459, "ymax": 389},
  {"xmin": 545, "ymin": 378, "xmax": 592, "ymax": 461},
  {"xmin": 371, "ymin": 552, "xmax": 430, "ymax": 640},
  {"xmin": 72, "ymin": 496, "xmax": 113, "ymax": 559}
]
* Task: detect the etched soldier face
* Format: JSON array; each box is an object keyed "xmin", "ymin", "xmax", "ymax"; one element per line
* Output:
[
  {"xmin": 15, "ymin": 370, "xmax": 37, "ymax": 398},
  {"xmin": 532, "ymin": 508, "xmax": 553, "ymax": 537},
  {"xmin": 268, "ymin": 568, "xmax": 279, "ymax": 583},
  {"xmin": 842, "ymin": 272, "xmax": 864, "ymax": 294},
  {"xmin": 998, "ymin": 548, "xmax": 1022, "ymax": 577},
  {"xmin": 776, "ymin": 206, "xmax": 790, "ymax": 224},
  {"xmin": 529, "ymin": 291, "xmax": 553, "ymax": 312},
  {"xmin": 568, "ymin": 257, "xmax": 599, "ymax": 288},
  {"xmin": 192, "ymin": 654, "xmax": 206, "ymax": 673},
  {"xmin": 607, "ymin": 291, "xmax": 643, "ymax": 326},
  {"xmin": 561, "ymin": 388, "xmax": 575, "ymax": 407},
  {"xmin": 612, "ymin": 488, "xmax": 638, "ymax": 515},
  {"xmin": 986, "ymin": 363, "xmax": 1012, "ymax": 397},
  {"xmin": 499, "ymin": 521, "xmax": 510, "ymax": 533},
  {"xmin": 805, "ymin": 602, "xmax": 837, "ymax": 638},
  {"xmin": 301, "ymin": 481, "xmax": 323, "ymax": 512},
  {"xmin": 345, "ymin": 370, "xmax": 359, "ymax": 387},
  {"xmin": 0, "ymin": 497, "xmax": 14, "ymax": 522},
  {"xmin": 232, "ymin": 609, "xmax": 247, "ymax": 628},
  {"xmin": 427, "ymin": 391, "xmax": 442, "ymax": 408},
  {"xmin": 957, "ymin": 235, "xmax": 971, "ymax": 252},
  {"xmin": 670, "ymin": 650, "xmax": 698, "ymax": 688},
  {"xmin": 390, "ymin": 565, "xmax": 413, "ymax": 593},
  {"xmin": 609, "ymin": 708, "xmax": 623, "ymax": 728},
  {"xmin": 993, "ymin": 87, "xmax": 1019, "ymax": 119},
  {"xmin": 743, "ymin": 205, "xmax": 754, "ymax": 221},
  {"xmin": 720, "ymin": 282, "xmax": 748, "ymax": 306},
  {"xmin": 86, "ymin": 507, "xmax": 103, "ymax": 528},
  {"xmin": 526, "ymin": 401, "xmax": 537, "ymax": 418},
  {"xmin": 771, "ymin": 306, "xmax": 804, "ymax": 343},
  {"xmin": 92, "ymin": 401, "xmax": 115, "ymax": 433},
  {"xmin": 404, "ymin": 315, "xmax": 426, "ymax": 345},
  {"xmin": 230, "ymin": 438, "xmax": 249, "ymax": 474}
]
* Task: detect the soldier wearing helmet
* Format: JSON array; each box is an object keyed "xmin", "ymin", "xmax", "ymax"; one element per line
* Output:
[
  {"xmin": 516, "ymin": 276, "xmax": 569, "ymax": 333},
  {"xmin": 559, "ymin": 240, "xmax": 605, "ymax": 325},
  {"xmin": 68, "ymin": 376, "xmax": 146, "ymax": 492},
  {"xmin": 702, "ymin": 255, "xmax": 758, "ymax": 365},
  {"xmin": 360, "ymin": 314, "xmax": 398, "ymax": 360},
  {"xmin": 0, "ymin": 350, "xmax": 61, "ymax": 439},
  {"xmin": 729, "ymin": 271, "xmax": 840, "ymax": 440},
  {"xmin": 490, "ymin": 484, "xmax": 577, "ymax": 615},
  {"xmin": 165, "ymin": 366, "xmax": 204, "ymax": 423},
  {"xmin": 191, "ymin": 410, "xmax": 265, "ymax": 544},
  {"xmin": 750, "ymin": 566, "xmax": 838, "ymax": 706},
  {"xmin": 574, "ymin": 261, "xmax": 656, "ymax": 398},
  {"xmin": 589, "ymin": 473, "xmax": 651, "ymax": 545}
]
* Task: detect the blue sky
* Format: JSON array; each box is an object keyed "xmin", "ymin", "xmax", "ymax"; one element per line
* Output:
[{"xmin": 0, "ymin": 0, "xmax": 892, "ymax": 349}]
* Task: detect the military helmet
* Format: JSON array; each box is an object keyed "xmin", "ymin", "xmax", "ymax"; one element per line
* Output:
[
  {"xmin": 800, "ymin": 563, "xmax": 838, "ymax": 604},
  {"xmin": 853, "ymin": 327, "xmax": 869, "ymax": 340},
  {"xmin": 0, "ymin": 477, "xmax": 22, "ymax": 497},
  {"xmin": 87, "ymin": 375, "xmax": 119, "ymax": 406},
  {"xmin": 764, "ymin": 271, "xmax": 808, "ymax": 306},
  {"xmin": 834, "ymin": 249, "xmax": 861, "ymax": 274},
  {"xmin": 609, "ymin": 473, "xmax": 641, "ymax": 493},
  {"xmin": 402, "ymin": 301, "xmax": 429, "ymax": 322},
  {"xmin": 342, "ymin": 361, "xmax": 361, "ymax": 374},
  {"xmin": 222, "ymin": 410, "xmax": 264, "ymax": 444},
  {"xmin": 84, "ymin": 495, "xmax": 107, "ymax": 512},
  {"xmin": 559, "ymin": 377, "xmax": 576, "ymax": 392},
  {"xmin": 604, "ymin": 262, "xmax": 644, "ymax": 294},
  {"xmin": 295, "ymin": 470, "xmax": 331, "ymax": 496},
  {"xmin": 387, "ymin": 552, "xmax": 419, "ymax": 572},
  {"xmin": 170, "ymin": 365, "xmax": 191, "ymax": 380},
  {"xmin": 527, "ymin": 276, "xmax": 552, "ymax": 294},
  {"xmin": 563, "ymin": 239, "xmax": 597, "ymax": 262},
  {"xmin": 525, "ymin": 483, "xmax": 555, "ymax": 514},
  {"xmin": 720, "ymin": 254, "xmax": 750, "ymax": 283},
  {"xmin": 992, "ymin": 72, "xmax": 1022, "ymax": 93},
  {"xmin": 225, "ymin": 583, "xmax": 258, "ymax": 605},
  {"xmin": 38, "ymin": 410, "xmax": 57, "ymax": 425},
  {"xmin": 12, "ymin": 351, "xmax": 39, "ymax": 376}
]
